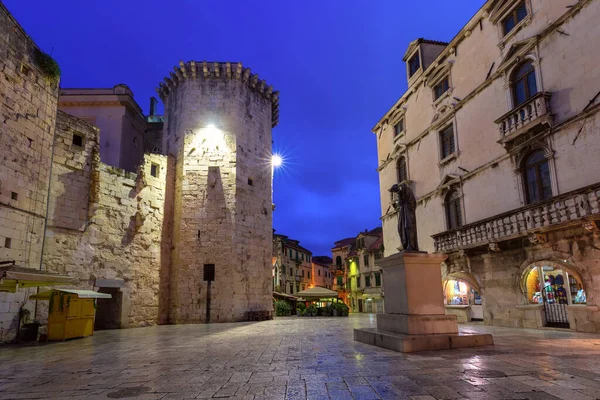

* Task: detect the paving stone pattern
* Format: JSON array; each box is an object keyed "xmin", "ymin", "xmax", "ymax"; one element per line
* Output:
[{"xmin": 1, "ymin": 314, "xmax": 600, "ymax": 399}]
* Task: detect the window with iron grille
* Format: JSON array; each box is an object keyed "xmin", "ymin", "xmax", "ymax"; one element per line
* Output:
[
  {"xmin": 502, "ymin": 1, "xmax": 528, "ymax": 36},
  {"xmin": 445, "ymin": 189, "xmax": 463, "ymax": 230},
  {"xmin": 439, "ymin": 125, "xmax": 455, "ymax": 160},
  {"xmin": 397, "ymin": 156, "xmax": 407, "ymax": 182},
  {"xmin": 434, "ymin": 77, "xmax": 450, "ymax": 100}
]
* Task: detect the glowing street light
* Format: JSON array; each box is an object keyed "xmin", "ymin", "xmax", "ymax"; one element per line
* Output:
[{"xmin": 272, "ymin": 154, "xmax": 283, "ymax": 168}]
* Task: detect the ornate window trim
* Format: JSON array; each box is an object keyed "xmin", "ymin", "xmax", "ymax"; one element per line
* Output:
[
  {"xmin": 513, "ymin": 141, "xmax": 558, "ymax": 206},
  {"xmin": 502, "ymin": 53, "xmax": 543, "ymax": 111},
  {"xmin": 489, "ymin": 0, "xmax": 533, "ymax": 49}
]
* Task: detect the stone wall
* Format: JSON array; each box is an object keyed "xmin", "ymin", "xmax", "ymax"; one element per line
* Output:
[
  {"xmin": 41, "ymin": 110, "xmax": 169, "ymax": 327},
  {"xmin": 0, "ymin": 2, "xmax": 59, "ymax": 342},
  {"xmin": 160, "ymin": 61, "xmax": 277, "ymax": 322}
]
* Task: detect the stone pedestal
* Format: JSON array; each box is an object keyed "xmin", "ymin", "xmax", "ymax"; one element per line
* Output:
[{"xmin": 354, "ymin": 252, "xmax": 493, "ymax": 352}]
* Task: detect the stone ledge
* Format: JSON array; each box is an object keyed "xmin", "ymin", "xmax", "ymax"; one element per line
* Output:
[{"xmin": 354, "ymin": 327, "xmax": 493, "ymax": 353}]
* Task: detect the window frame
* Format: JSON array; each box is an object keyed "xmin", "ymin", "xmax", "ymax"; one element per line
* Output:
[
  {"xmin": 408, "ymin": 52, "xmax": 421, "ymax": 78},
  {"xmin": 502, "ymin": 1, "xmax": 528, "ymax": 37},
  {"xmin": 522, "ymin": 150, "xmax": 552, "ymax": 204},
  {"xmin": 511, "ymin": 61, "xmax": 538, "ymax": 107},
  {"xmin": 393, "ymin": 118, "xmax": 405, "ymax": 138},
  {"xmin": 445, "ymin": 189, "xmax": 463, "ymax": 230},
  {"xmin": 433, "ymin": 76, "xmax": 450, "ymax": 101},
  {"xmin": 439, "ymin": 124, "xmax": 456, "ymax": 161},
  {"xmin": 397, "ymin": 156, "xmax": 408, "ymax": 183}
]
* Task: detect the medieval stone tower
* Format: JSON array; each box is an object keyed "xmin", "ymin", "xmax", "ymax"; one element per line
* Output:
[{"xmin": 157, "ymin": 61, "xmax": 279, "ymax": 323}]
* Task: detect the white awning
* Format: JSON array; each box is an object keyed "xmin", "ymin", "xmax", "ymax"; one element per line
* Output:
[{"xmin": 30, "ymin": 289, "xmax": 112, "ymax": 300}]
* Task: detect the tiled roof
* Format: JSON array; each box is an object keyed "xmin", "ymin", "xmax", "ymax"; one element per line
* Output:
[
  {"xmin": 312, "ymin": 256, "xmax": 333, "ymax": 267},
  {"xmin": 332, "ymin": 237, "xmax": 355, "ymax": 249},
  {"xmin": 417, "ymin": 38, "xmax": 449, "ymax": 46},
  {"xmin": 367, "ymin": 236, "xmax": 383, "ymax": 253}
]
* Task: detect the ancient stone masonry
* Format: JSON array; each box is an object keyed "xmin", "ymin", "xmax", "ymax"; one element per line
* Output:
[
  {"xmin": 0, "ymin": 2, "xmax": 59, "ymax": 342},
  {"xmin": 159, "ymin": 61, "xmax": 278, "ymax": 323},
  {"xmin": 42, "ymin": 111, "xmax": 169, "ymax": 328}
]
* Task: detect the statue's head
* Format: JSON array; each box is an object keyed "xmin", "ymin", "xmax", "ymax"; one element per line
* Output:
[{"xmin": 389, "ymin": 184, "xmax": 400, "ymax": 193}]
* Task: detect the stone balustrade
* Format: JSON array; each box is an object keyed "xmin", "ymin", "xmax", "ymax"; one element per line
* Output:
[
  {"xmin": 433, "ymin": 184, "xmax": 600, "ymax": 253},
  {"xmin": 495, "ymin": 92, "xmax": 553, "ymax": 142}
]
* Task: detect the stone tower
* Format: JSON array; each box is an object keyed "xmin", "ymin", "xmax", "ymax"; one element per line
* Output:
[{"xmin": 157, "ymin": 61, "xmax": 279, "ymax": 323}]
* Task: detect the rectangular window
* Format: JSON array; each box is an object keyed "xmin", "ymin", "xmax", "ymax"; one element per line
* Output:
[
  {"xmin": 502, "ymin": 1, "xmax": 528, "ymax": 36},
  {"xmin": 290, "ymin": 268, "xmax": 294, "ymax": 276},
  {"xmin": 308, "ymin": 271, "xmax": 310, "ymax": 279},
  {"xmin": 439, "ymin": 125, "xmax": 456, "ymax": 160},
  {"xmin": 434, "ymin": 77, "xmax": 450, "ymax": 100},
  {"xmin": 318, "ymin": 269, "xmax": 321, "ymax": 276},
  {"xmin": 363, "ymin": 254, "xmax": 369, "ymax": 267},
  {"xmin": 365, "ymin": 276, "xmax": 371, "ymax": 287},
  {"xmin": 72, "ymin": 134, "xmax": 83, "ymax": 147},
  {"xmin": 150, "ymin": 163, "xmax": 159, "ymax": 177},
  {"xmin": 4, "ymin": 238, "xmax": 11, "ymax": 249},
  {"xmin": 337, "ymin": 276, "xmax": 343, "ymax": 286},
  {"xmin": 10, "ymin": 192, "xmax": 18, "ymax": 201},
  {"xmin": 289, "ymin": 249, "xmax": 292, "ymax": 258},
  {"xmin": 408, "ymin": 52, "xmax": 421, "ymax": 77},
  {"xmin": 394, "ymin": 118, "xmax": 404, "ymax": 137},
  {"xmin": 356, "ymin": 276, "xmax": 361, "ymax": 288},
  {"xmin": 203, "ymin": 264, "xmax": 215, "ymax": 282},
  {"xmin": 375, "ymin": 272, "xmax": 381, "ymax": 287},
  {"xmin": 290, "ymin": 284, "xmax": 294, "ymax": 293},
  {"xmin": 302, "ymin": 270, "xmax": 305, "ymax": 277},
  {"xmin": 301, "ymin": 253, "xmax": 304, "ymax": 261},
  {"xmin": 281, "ymin": 265, "xmax": 285, "ymax": 274}
]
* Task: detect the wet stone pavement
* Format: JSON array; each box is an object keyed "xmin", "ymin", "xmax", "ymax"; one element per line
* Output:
[{"xmin": 1, "ymin": 314, "xmax": 600, "ymax": 400}]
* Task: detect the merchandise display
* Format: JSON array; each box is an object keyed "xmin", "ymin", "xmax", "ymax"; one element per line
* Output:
[{"xmin": 524, "ymin": 265, "xmax": 586, "ymax": 305}]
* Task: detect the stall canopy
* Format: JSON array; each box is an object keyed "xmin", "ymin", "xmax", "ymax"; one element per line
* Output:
[
  {"xmin": 295, "ymin": 286, "xmax": 338, "ymax": 300},
  {"xmin": 0, "ymin": 263, "xmax": 78, "ymax": 293},
  {"xmin": 30, "ymin": 289, "xmax": 112, "ymax": 300}
]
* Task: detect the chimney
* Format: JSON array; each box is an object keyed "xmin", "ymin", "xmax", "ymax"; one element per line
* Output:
[{"xmin": 149, "ymin": 97, "xmax": 158, "ymax": 116}]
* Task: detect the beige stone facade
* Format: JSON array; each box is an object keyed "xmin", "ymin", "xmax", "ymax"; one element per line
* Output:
[
  {"xmin": 373, "ymin": 0, "xmax": 600, "ymax": 332},
  {"xmin": 273, "ymin": 233, "xmax": 313, "ymax": 295},
  {"xmin": 0, "ymin": 2, "xmax": 279, "ymax": 341}
]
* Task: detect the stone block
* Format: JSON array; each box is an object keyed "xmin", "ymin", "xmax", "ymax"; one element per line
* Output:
[{"xmin": 377, "ymin": 313, "xmax": 459, "ymax": 335}]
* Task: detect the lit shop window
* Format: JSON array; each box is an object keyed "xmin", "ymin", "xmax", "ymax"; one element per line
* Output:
[
  {"xmin": 444, "ymin": 279, "xmax": 482, "ymax": 306},
  {"xmin": 523, "ymin": 264, "xmax": 586, "ymax": 305}
]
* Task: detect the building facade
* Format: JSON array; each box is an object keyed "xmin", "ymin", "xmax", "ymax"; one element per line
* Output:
[
  {"xmin": 331, "ymin": 238, "xmax": 354, "ymax": 306},
  {"xmin": 373, "ymin": 0, "xmax": 600, "ymax": 331},
  {"xmin": 273, "ymin": 233, "xmax": 313, "ymax": 295},
  {"xmin": 0, "ymin": 3, "xmax": 279, "ymax": 342},
  {"xmin": 311, "ymin": 256, "xmax": 333, "ymax": 290},
  {"xmin": 58, "ymin": 86, "xmax": 147, "ymax": 172}
]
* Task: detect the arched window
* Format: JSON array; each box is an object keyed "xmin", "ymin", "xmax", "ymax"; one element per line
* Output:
[
  {"xmin": 511, "ymin": 61, "xmax": 538, "ymax": 106},
  {"xmin": 445, "ymin": 189, "xmax": 462, "ymax": 230},
  {"xmin": 522, "ymin": 150, "xmax": 552, "ymax": 204},
  {"xmin": 397, "ymin": 156, "xmax": 407, "ymax": 182},
  {"xmin": 335, "ymin": 256, "xmax": 342, "ymax": 267}
]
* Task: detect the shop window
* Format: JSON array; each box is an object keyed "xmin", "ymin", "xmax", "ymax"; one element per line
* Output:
[
  {"xmin": 511, "ymin": 61, "xmax": 537, "ymax": 106},
  {"xmin": 374, "ymin": 272, "xmax": 381, "ymax": 287},
  {"xmin": 522, "ymin": 150, "xmax": 552, "ymax": 204},
  {"xmin": 444, "ymin": 278, "xmax": 482, "ymax": 306},
  {"xmin": 523, "ymin": 265, "xmax": 586, "ymax": 305},
  {"xmin": 397, "ymin": 156, "xmax": 407, "ymax": 183}
]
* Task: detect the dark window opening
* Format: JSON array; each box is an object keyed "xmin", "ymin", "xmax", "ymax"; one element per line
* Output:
[
  {"xmin": 434, "ymin": 77, "xmax": 450, "ymax": 100},
  {"xmin": 72, "ymin": 134, "xmax": 83, "ymax": 147},
  {"xmin": 408, "ymin": 52, "xmax": 421, "ymax": 77},
  {"xmin": 511, "ymin": 61, "xmax": 538, "ymax": 106},
  {"xmin": 203, "ymin": 264, "xmax": 215, "ymax": 282},
  {"xmin": 10, "ymin": 192, "xmax": 18, "ymax": 201},
  {"xmin": 363, "ymin": 254, "xmax": 369, "ymax": 267},
  {"xmin": 394, "ymin": 118, "xmax": 404, "ymax": 137},
  {"xmin": 375, "ymin": 272, "xmax": 381, "ymax": 287},
  {"xmin": 502, "ymin": 1, "xmax": 528, "ymax": 36},
  {"xmin": 335, "ymin": 256, "xmax": 342, "ymax": 267},
  {"xmin": 150, "ymin": 163, "xmax": 159, "ymax": 177},
  {"xmin": 247, "ymin": 178, "xmax": 253, "ymax": 186},
  {"xmin": 445, "ymin": 189, "xmax": 463, "ymax": 230},
  {"xmin": 27, "ymin": 138, "xmax": 33, "ymax": 148},
  {"xmin": 523, "ymin": 150, "xmax": 552, "ymax": 204},
  {"xmin": 4, "ymin": 238, "xmax": 12, "ymax": 248},
  {"xmin": 397, "ymin": 156, "xmax": 407, "ymax": 182},
  {"xmin": 365, "ymin": 276, "xmax": 371, "ymax": 287},
  {"xmin": 439, "ymin": 125, "xmax": 456, "ymax": 160}
]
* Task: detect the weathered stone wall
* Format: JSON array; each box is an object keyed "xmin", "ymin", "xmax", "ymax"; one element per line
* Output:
[
  {"xmin": 160, "ymin": 61, "xmax": 276, "ymax": 322},
  {"xmin": 0, "ymin": 2, "xmax": 59, "ymax": 342},
  {"xmin": 42, "ymin": 111, "xmax": 169, "ymax": 327}
]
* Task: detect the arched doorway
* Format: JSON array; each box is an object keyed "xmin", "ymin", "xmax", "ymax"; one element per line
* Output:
[
  {"xmin": 443, "ymin": 272, "xmax": 483, "ymax": 322},
  {"xmin": 520, "ymin": 261, "xmax": 586, "ymax": 328}
]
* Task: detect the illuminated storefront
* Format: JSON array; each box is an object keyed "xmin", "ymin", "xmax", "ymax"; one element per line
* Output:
[{"xmin": 443, "ymin": 274, "xmax": 483, "ymax": 323}]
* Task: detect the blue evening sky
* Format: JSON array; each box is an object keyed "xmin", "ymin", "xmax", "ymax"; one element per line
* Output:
[{"xmin": 6, "ymin": 1, "xmax": 484, "ymax": 256}]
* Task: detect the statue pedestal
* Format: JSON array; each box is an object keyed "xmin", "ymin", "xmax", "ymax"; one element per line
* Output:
[{"xmin": 354, "ymin": 252, "xmax": 493, "ymax": 353}]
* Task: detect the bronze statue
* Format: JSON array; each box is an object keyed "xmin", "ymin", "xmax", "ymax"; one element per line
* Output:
[{"xmin": 390, "ymin": 182, "xmax": 419, "ymax": 252}]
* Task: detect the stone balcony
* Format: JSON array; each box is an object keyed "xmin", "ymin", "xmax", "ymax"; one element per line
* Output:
[
  {"xmin": 433, "ymin": 184, "xmax": 600, "ymax": 253},
  {"xmin": 495, "ymin": 92, "xmax": 553, "ymax": 146}
]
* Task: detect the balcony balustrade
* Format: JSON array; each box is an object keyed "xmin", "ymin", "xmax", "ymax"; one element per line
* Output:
[
  {"xmin": 495, "ymin": 92, "xmax": 552, "ymax": 145},
  {"xmin": 433, "ymin": 184, "xmax": 600, "ymax": 253}
]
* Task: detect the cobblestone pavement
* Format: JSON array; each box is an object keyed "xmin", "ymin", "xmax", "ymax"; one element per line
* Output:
[{"xmin": 1, "ymin": 314, "xmax": 600, "ymax": 400}]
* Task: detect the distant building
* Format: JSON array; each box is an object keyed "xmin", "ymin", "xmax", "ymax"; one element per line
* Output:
[
  {"xmin": 332, "ymin": 227, "xmax": 384, "ymax": 313},
  {"xmin": 311, "ymin": 256, "xmax": 333, "ymax": 290},
  {"xmin": 58, "ymin": 85, "xmax": 147, "ymax": 172},
  {"xmin": 273, "ymin": 233, "xmax": 312, "ymax": 295}
]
